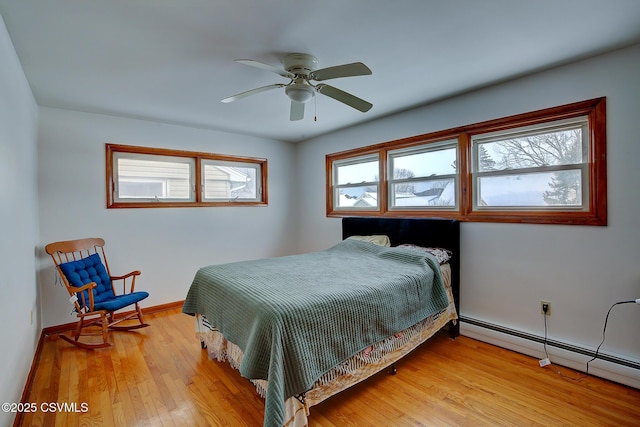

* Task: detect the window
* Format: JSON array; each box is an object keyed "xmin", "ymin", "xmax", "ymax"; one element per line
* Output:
[
  {"xmin": 106, "ymin": 144, "xmax": 267, "ymax": 208},
  {"xmin": 202, "ymin": 159, "xmax": 262, "ymax": 202},
  {"xmin": 388, "ymin": 140, "xmax": 458, "ymax": 210},
  {"xmin": 326, "ymin": 98, "xmax": 606, "ymax": 225},
  {"xmin": 471, "ymin": 118, "xmax": 588, "ymax": 210},
  {"xmin": 330, "ymin": 154, "xmax": 380, "ymax": 211},
  {"xmin": 113, "ymin": 152, "xmax": 195, "ymax": 202}
]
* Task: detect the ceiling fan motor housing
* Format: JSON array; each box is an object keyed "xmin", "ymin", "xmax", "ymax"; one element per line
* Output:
[{"xmin": 283, "ymin": 53, "xmax": 318, "ymax": 76}]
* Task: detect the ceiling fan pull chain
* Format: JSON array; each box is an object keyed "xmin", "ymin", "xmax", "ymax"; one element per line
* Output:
[{"xmin": 314, "ymin": 92, "xmax": 317, "ymax": 122}]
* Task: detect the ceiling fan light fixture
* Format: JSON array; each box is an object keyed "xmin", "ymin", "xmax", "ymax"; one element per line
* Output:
[{"xmin": 285, "ymin": 84, "xmax": 315, "ymax": 103}]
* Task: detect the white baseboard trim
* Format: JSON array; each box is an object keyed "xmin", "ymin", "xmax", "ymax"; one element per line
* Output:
[{"xmin": 459, "ymin": 316, "xmax": 640, "ymax": 389}]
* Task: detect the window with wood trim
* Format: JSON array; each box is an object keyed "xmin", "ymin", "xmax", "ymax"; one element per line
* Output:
[
  {"xmin": 470, "ymin": 118, "xmax": 588, "ymax": 210},
  {"xmin": 331, "ymin": 153, "xmax": 380, "ymax": 211},
  {"xmin": 388, "ymin": 139, "xmax": 459, "ymax": 211},
  {"xmin": 326, "ymin": 97, "xmax": 606, "ymax": 225},
  {"xmin": 106, "ymin": 144, "xmax": 267, "ymax": 208}
]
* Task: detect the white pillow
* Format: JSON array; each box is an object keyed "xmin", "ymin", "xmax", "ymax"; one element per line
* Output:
[{"xmin": 346, "ymin": 235, "xmax": 391, "ymax": 247}]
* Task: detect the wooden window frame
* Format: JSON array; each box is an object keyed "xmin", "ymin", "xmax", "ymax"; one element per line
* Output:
[
  {"xmin": 326, "ymin": 97, "xmax": 606, "ymax": 225},
  {"xmin": 106, "ymin": 144, "xmax": 268, "ymax": 208},
  {"xmin": 330, "ymin": 152, "xmax": 381, "ymax": 213},
  {"xmin": 387, "ymin": 139, "xmax": 460, "ymax": 212}
]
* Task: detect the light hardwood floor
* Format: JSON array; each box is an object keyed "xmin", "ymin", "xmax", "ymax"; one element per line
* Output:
[{"xmin": 18, "ymin": 307, "xmax": 640, "ymax": 426}]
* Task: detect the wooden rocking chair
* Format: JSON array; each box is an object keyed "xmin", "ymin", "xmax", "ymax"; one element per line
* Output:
[{"xmin": 45, "ymin": 237, "xmax": 150, "ymax": 349}]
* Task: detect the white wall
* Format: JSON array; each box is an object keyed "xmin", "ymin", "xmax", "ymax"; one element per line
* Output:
[
  {"xmin": 296, "ymin": 44, "xmax": 640, "ymax": 387},
  {"xmin": 37, "ymin": 108, "xmax": 298, "ymax": 327},
  {"xmin": 0, "ymin": 13, "xmax": 40, "ymax": 427}
]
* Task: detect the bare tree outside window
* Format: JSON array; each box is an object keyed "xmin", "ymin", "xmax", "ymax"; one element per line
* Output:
[
  {"xmin": 391, "ymin": 168, "xmax": 415, "ymax": 194},
  {"xmin": 478, "ymin": 127, "xmax": 584, "ymax": 206},
  {"xmin": 494, "ymin": 129, "xmax": 581, "ymax": 169}
]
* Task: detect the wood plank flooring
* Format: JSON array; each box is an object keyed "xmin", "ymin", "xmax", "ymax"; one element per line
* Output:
[{"xmin": 18, "ymin": 307, "xmax": 640, "ymax": 426}]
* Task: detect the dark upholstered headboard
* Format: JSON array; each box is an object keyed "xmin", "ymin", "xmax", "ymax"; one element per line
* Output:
[{"xmin": 342, "ymin": 217, "xmax": 460, "ymax": 337}]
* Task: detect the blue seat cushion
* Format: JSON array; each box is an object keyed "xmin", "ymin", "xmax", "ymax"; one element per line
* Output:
[
  {"xmin": 94, "ymin": 291, "xmax": 149, "ymax": 311},
  {"xmin": 58, "ymin": 253, "xmax": 148, "ymax": 312}
]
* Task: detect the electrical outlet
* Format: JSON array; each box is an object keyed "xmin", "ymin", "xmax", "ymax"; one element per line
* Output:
[{"xmin": 540, "ymin": 300, "xmax": 551, "ymax": 316}]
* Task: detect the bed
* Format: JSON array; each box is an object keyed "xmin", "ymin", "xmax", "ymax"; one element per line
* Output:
[{"xmin": 182, "ymin": 217, "xmax": 460, "ymax": 427}]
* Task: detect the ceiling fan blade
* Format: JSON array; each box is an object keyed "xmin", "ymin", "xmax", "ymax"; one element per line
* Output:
[
  {"xmin": 316, "ymin": 84, "xmax": 373, "ymax": 112},
  {"xmin": 235, "ymin": 59, "xmax": 295, "ymax": 79},
  {"xmin": 290, "ymin": 101, "xmax": 305, "ymax": 121},
  {"xmin": 310, "ymin": 62, "xmax": 372, "ymax": 81},
  {"xmin": 221, "ymin": 83, "xmax": 285, "ymax": 103}
]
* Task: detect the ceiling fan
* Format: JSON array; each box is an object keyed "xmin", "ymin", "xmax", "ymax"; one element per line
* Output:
[{"xmin": 221, "ymin": 53, "xmax": 373, "ymax": 121}]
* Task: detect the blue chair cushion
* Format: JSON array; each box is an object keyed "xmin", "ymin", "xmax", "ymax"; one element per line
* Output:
[
  {"xmin": 94, "ymin": 291, "xmax": 149, "ymax": 312},
  {"xmin": 58, "ymin": 253, "xmax": 148, "ymax": 312}
]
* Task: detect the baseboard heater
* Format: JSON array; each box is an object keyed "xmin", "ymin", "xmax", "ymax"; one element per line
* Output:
[{"xmin": 459, "ymin": 316, "xmax": 640, "ymax": 371}]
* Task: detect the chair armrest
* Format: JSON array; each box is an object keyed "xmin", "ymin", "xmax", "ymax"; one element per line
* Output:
[
  {"xmin": 68, "ymin": 282, "xmax": 96, "ymax": 293},
  {"xmin": 110, "ymin": 271, "xmax": 141, "ymax": 294},
  {"xmin": 110, "ymin": 270, "xmax": 141, "ymax": 280},
  {"xmin": 68, "ymin": 282, "xmax": 96, "ymax": 312}
]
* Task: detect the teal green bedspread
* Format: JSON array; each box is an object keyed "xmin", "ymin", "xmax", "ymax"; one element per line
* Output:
[{"xmin": 182, "ymin": 239, "xmax": 449, "ymax": 427}]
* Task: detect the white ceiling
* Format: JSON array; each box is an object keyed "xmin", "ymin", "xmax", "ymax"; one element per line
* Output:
[{"xmin": 1, "ymin": 0, "xmax": 639, "ymax": 143}]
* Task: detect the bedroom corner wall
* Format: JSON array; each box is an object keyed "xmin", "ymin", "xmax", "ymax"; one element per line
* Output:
[
  {"xmin": 0, "ymin": 13, "xmax": 40, "ymax": 427},
  {"xmin": 36, "ymin": 108, "xmax": 298, "ymax": 328},
  {"xmin": 295, "ymin": 43, "xmax": 640, "ymax": 388}
]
